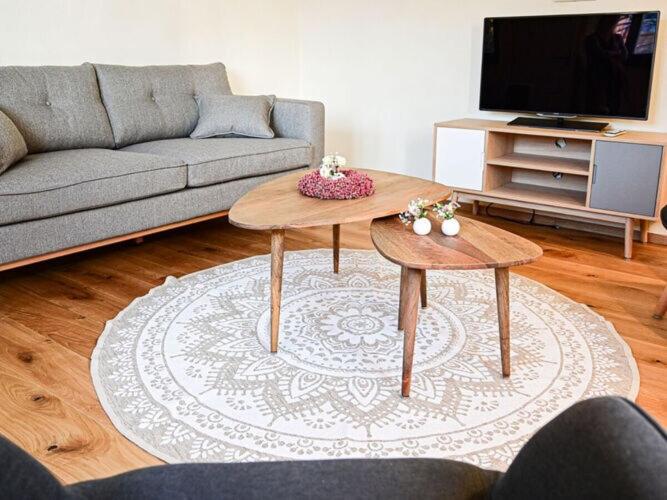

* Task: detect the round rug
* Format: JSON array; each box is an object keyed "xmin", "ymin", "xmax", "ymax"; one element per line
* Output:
[{"xmin": 91, "ymin": 249, "xmax": 638, "ymax": 470}]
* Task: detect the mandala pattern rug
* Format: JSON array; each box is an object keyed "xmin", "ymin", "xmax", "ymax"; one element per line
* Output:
[{"xmin": 91, "ymin": 249, "xmax": 638, "ymax": 470}]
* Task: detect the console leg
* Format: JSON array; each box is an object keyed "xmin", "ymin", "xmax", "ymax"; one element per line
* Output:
[
  {"xmin": 654, "ymin": 285, "xmax": 667, "ymax": 319},
  {"xmin": 640, "ymin": 220, "xmax": 650, "ymax": 244},
  {"xmin": 624, "ymin": 218, "xmax": 634, "ymax": 260}
]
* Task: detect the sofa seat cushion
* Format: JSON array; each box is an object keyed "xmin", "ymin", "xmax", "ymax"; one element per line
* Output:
[
  {"xmin": 0, "ymin": 149, "xmax": 186, "ymax": 225},
  {"xmin": 123, "ymin": 138, "xmax": 311, "ymax": 188}
]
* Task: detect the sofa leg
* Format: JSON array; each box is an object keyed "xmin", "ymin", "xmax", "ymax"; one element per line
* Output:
[{"xmin": 135, "ymin": 237, "xmax": 145, "ymax": 245}]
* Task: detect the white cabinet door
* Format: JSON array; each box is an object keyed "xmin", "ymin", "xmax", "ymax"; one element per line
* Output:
[{"xmin": 434, "ymin": 127, "xmax": 486, "ymax": 191}]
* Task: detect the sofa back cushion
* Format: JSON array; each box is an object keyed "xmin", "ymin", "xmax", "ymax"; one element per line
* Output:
[
  {"xmin": 95, "ymin": 63, "xmax": 232, "ymax": 148},
  {"xmin": 0, "ymin": 63, "xmax": 115, "ymax": 153}
]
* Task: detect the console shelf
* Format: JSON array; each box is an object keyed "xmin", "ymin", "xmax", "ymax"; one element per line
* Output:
[
  {"xmin": 433, "ymin": 118, "xmax": 667, "ymax": 259},
  {"xmin": 486, "ymin": 153, "xmax": 590, "ymax": 177},
  {"xmin": 486, "ymin": 182, "xmax": 587, "ymax": 209}
]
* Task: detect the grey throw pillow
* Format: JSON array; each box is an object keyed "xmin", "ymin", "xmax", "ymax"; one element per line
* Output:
[
  {"xmin": 191, "ymin": 95, "xmax": 276, "ymax": 139},
  {"xmin": 0, "ymin": 110, "xmax": 28, "ymax": 175}
]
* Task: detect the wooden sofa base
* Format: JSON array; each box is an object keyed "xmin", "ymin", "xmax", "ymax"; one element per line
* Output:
[{"xmin": 0, "ymin": 210, "xmax": 229, "ymax": 273}]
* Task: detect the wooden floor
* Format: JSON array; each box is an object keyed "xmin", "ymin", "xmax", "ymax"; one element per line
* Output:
[{"xmin": 0, "ymin": 211, "xmax": 665, "ymax": 484}]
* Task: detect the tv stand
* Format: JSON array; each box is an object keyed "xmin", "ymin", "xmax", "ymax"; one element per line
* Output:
[
  {"xmin": 508, "ymin": 116, "xmax": 608, "ymax": 132},
  {"xmin": 432, "ymin": 119, "xmax": 667, "ymax": 259}
]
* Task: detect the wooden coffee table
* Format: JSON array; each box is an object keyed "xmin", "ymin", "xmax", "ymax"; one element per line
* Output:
[
  {"xmin": 229, "ymin": 168, "xmax": 450, "ymax": 352},
  {"xmin": 370, "ymin": 213, "xmax": 542, "ymax": 397}
]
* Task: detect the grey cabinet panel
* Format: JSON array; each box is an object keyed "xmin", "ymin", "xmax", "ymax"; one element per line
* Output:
[{"xmin": 590, "ymin": 141, "xmax": 663, "ymax": 217}]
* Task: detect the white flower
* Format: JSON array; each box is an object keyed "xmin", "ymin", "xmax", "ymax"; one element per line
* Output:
[
  {"xmin": 321, "ymin": 153, "xmax": 346, "ymax": 169},
  {"xmin": 320, "ymin": 165, "xmax": 335, "ymax": 178}
]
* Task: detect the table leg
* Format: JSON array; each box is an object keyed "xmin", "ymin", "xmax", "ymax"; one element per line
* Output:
[
  {"xmin": 402, "ymin": 268, "xmax": 422, "ymax": 397},
  {"xmin": 495, "ymin": 267, "xmax": 510, "ymax": 377},
  {"xmin": 270, "ymin": 229, "xmax": 285, "ymax": 353},
  {"xmin": 398, "ymin": 266, "xmax": 407, "ymax": 330},
  {"xmin": 333, "ymin": 224, "xmax": 340, "ymax": 274},
  {"xmin": 420, "ymin": 270, "xmax": 427, "ymax": 308}
]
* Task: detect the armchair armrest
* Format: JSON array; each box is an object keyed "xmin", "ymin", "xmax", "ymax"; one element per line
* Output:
[{"xmin": 272, "ymin": 98, "xmax": 324, "ymax": 169}]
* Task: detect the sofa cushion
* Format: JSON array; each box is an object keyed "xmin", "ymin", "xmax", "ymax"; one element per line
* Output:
[
  {"xmin": 0, "ymin": 63, "xmax": 115, "ymax": 153},
  {"xmin": 191, "ymin": 95, "xmax": 276, "ymax": 139},
  {"xmin": 0, "ymin": 149, "xmax": 186, "ymax": 226},
  {"xmin": 0, "ymin": 110, "xmax": 28, "ymax": 175},
  {"xmin": 123, "ymin": 138, "xmax": 311, "ymax": 188},
  {"xmin": 95, "ymin": 63, "xmax": 232, "ymax": 148}
]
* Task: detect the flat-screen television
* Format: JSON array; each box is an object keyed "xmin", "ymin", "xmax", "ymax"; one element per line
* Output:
[{"xmin": 480, "ymin": 12, "xmax": 660, "ymax": 123}]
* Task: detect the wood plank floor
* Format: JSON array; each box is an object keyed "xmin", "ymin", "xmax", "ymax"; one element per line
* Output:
[{"xmin": 0, "ymin": 212, "xmax": 665, "ymax": 484}]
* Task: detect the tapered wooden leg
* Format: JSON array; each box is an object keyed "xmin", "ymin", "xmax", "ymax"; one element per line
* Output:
[
  {"xmin": 420, "ymin": 270, "xmax": 427, "ymax": 308},
  {"xmin": 654, "ymin": 285, "xmax": 667, "ymax": 319},
  {"xmin": 472, "ymin": 200, "xmax": 480, "ymax": 216},
  {"xmin": 333, "ymin": 224, "xmax": 340, "ymax": 274},
  {"xmin": 270, "ymin": 229, "xmax": 285, "ymax": 353},
  {"xmin": 624, "ymin": 218, "xmax": 634, "ymax": 259},
  {"xmin": 402, "ymin": 268, "xmax": 422, "ymax": 397},
  {"xmin": 398, "ymin": 266, "xmax": 408, "ymax": 331},
  {"xmin": 495, "ymin": 267, "xmax": 511, "ymax": 377},
  {"xmin": 640, "ymin": 219, "xmax": 650, "ymax": 244}
]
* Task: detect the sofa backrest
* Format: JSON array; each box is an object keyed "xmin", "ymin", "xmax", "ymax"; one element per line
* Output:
[
  {"xmin": 94, "ymin": 63, "xmax": 232, "ymax": 148},
  {"xmin": 0, "ymin": 63, "xmax": 115, "ymax": 153}
]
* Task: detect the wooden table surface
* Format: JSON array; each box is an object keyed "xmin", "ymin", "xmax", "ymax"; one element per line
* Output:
[
  {"xmin": 371, "ymin": 213, "xmax": 543, "ymax": 270},
  {"xmin": 229, "ymin": 168, "xmax": 451, "ymax": 230}
]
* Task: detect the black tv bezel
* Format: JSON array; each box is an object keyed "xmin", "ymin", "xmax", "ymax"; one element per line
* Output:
[{"xmin": 478, "ymin": 11, "xmax": 661, "ymax": 121}]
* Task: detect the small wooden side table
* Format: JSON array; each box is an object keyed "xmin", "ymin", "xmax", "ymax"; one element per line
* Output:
[{"xmin": 370, "ymin": 214, "xmax": 542, "ymax": 397}]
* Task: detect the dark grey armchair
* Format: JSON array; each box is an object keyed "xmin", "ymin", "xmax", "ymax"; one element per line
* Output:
[{"xmin": 1, "ymin": 397, "xmax": 665, "ymax": 500}]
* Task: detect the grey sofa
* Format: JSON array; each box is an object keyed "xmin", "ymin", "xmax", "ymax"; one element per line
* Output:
[{"xmin": 0, "ymin": 62, "xmax": 324, "ymax": 268}]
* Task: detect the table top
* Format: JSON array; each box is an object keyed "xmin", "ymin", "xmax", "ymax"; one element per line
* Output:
[
  {"xmin": 370, "ymin": 214, "xmax": 543, "ymax": 270},
  {"xmin": 229, "ymin": 168, "xmax": 451, "ymax": 230}
]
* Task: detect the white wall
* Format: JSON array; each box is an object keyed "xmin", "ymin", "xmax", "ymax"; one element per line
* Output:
[{"xmin": 0, "ymin": 0, "xmax": 301, "ymax": 96}]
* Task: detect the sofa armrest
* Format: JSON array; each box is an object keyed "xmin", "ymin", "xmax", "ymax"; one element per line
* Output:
[{"xmin": 272, "ymin": 98, "xmax": 324, "ymax": 169}]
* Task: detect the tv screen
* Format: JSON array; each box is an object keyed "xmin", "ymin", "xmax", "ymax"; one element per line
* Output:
[{"xmin": 480, "ymin": 12, "xmax": 660, "ymax": 120}]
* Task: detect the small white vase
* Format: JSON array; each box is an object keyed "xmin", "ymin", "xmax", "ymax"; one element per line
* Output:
[
  {"xmin": 441, "ymin": 218, "xmax": 460, "ymax": 236},
  {"xmin": 412, "ymin": 217, "xmax": 432, "ymax": 236}
]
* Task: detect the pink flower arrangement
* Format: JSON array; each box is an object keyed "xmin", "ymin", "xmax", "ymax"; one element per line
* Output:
[{"xmin": 297, "ymin": 169, "xmax": 375, "ymax": 200}]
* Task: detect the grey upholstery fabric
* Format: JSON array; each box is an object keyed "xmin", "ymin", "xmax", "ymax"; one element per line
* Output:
[
  {"xmin": 1, "ymin": 397, "xmax": 665, "ymax": 500},
  {"xmin": 0, "ymin": 110, "xmax": 27, "ymax": 175},
  {"xmin": 272, "ymin": 98, "xmax": 325, "ymax": 169},
  {"xmin": 191, "ymin": 95, "xmax": 276, "ymax": 139},
  {"xmin": 95, "ymin": 63, "xmax": 232, "ymax": 148},
  {"xmin": 123, "ymin": 137, "xmax": 311, "ymax": 187},
  {"xmin": 0, "ymin": 63, "xmax": 114, "ymax": 153},
  {"xmin": 0, "ymin": 149, "xmax": 186, "ymax": 226},
  {"xmin": 0, "ymin": 168, "xmax": 304, "ymax": 264},
  {"xmin": 492, "ymin": 397, "xmax": 667, "ymax": 500}
]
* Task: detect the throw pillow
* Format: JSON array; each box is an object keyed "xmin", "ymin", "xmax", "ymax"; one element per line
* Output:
[
  {"xmin": 0, "ymin": 110, "xmax": 28, "ymax": 175},
  {"xmin": 191, "ymin": 95, "xmax": 276, "ymax": 139}
]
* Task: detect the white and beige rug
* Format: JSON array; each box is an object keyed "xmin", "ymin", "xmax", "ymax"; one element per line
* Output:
[{"xmin": 91, "ymin": 249, "xmax": 638, "ymax": 470}]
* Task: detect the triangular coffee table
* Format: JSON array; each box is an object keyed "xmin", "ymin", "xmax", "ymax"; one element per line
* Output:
[
  {"xmin": 229, "ymin": 168, "xmax": 450, "ymax": 352},
  {"xmin": 371, "ymin": 213, "xmax": 543, "ymax": 396}
]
